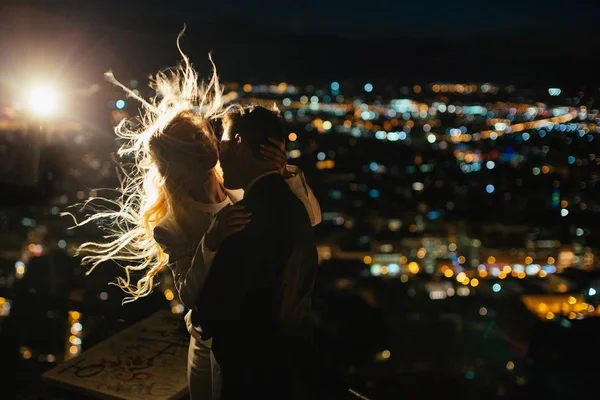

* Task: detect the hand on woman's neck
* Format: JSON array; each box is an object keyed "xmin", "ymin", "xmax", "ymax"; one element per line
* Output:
[{"xmin": 188, "ymin": 169, "xmax": 228, "ymax": 204}]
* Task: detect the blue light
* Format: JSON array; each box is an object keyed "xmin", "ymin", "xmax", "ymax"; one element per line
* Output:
[
  {"xmin": 427, "ymin": 210, "xmax": 440, "ymax": 220},
  {"xmin": 364, "ymin": 83, "xmax": 373, "ymax": 93},
  {"xmin": 486, "ymin": 184, "xmax": 495, "ymax": 194},
  {"xmin": 331, "ymin": 81, "xmax": 340, "ymax": 91},
  {"xmin": 115, "ymin": 99, "xmax": 126, "ymax": 109},
  {"xmin": 388, "ymin": 264, "xmax": 400, "ymax": 274},
  {"xmin": 387, "ymin": 132, "xmax": 400, "ymax": 141},
  {"xmin": 317, "ymin": 152, "xmax": 326, "ymax": 161},
  {"xmin": 369, "ymin": 162, "xmax": 379, "ymax": 172},
  {"xmin": 568, "ymin": 156, "xmax": 576, "ymax": 164},
  {"xmin": 486, "ymin": 161, "xmax": 495, "ymax": 170},
  {"xmin": 589, "ymin": 288, "xmax": 597, "ymax": 296},
  {"xmin": 369, "ymin": 189, "xmax": 380, "ymax": 199},
  {"xmin": 539, "ymin": 129, "xmax": 546, "ymax": 138},
  {"xmin": 522, "ymin": 132, "xmax": 530, "ymax": 141},
  {"xmin": 375, "ymin": 131, "xmax": 387, "ymax": 140},
  {"xmin": 492, "ymin": 283, "xmax": 502, "ymax": 293}
]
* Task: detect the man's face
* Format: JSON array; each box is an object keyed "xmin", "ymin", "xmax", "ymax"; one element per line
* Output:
[{"xmin": 219, "ymin": 125, "xmax": 243, "ymax": 189}]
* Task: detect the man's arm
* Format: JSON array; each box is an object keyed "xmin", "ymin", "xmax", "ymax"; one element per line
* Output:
[
  {"xmin": 194, "ymin": 203, "xmax": 277, "ymax": 328},
  {"xmin": 284, "ymin": 165, "xmax": 322, "ymax": 226}
]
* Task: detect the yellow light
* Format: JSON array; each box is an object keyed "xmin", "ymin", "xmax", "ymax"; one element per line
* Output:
[
  {"xmin": 568, "ymin": 296, "xmax": 576, "ymax": 305},
  {"xmin": 381, "ymin": 350, "xmax": 391, "ymax": 359},
  {"xmin": 499, "ymin": 272, "xmax": 507, "ymax": 279},
  {"xmin": 16, "ymin": 265, "xmax": 25, "ymax": 274},
  {"xmin": 288, "ymin": 132, "xmax": 297, "ymax": 142},
  {"xmin": 503, "ymin": 265, "xmax": 512, "ymax": 273},
  {"xmin": 69, "ymin": 335, "xmax": 78, "ymax": 344},
  {"xmin": 479, "ymin": 270, "xmax": 488, "ymax": 278},
  {"xmin": 525, "ymin": 256, "xmax": 533, "ymax": 265},
  {"xmin": 28, "ymin": 244, "xmax": 35, "ymax": 252},
  {"xmin": 243, "ymin": 84, "xmax": 252, "ymax": 93},
  {"xmin": 164, "ymin": 289, "xmax": 175, "ymax": 301},
  {"xmin": 363, "ymin": 256, "xmax": 372, "ymax": 264},
  {"xmin": 27, "ymin": 85, "xmax": 58, "ymax": 116},
  {"xmin": 506, "ymin": 361, "xmax": 515, "ymax": 371},
  {"xmin": 69, "ymin": 311, "xmax": 81, "ymax": 320},
  {"xmin": 456, "ymin": 272, "xmax": 466, "ymax": 282},
  {"xmin": 547, "ymin": 257, "xmax": 555, "ymax": 264},
  {"xmin": 0, "ymin": 297, "xmax": 4, "ymax": 305},
  {"xmin": 408, "ymin": 262, "xmax": 420, "ymax": 274},
  {"xmin": 539, "ymin": 270, "xmax": 547, "ymax": 278},
  {"xmin": 568, "ymin": 312, "xmax": 576, "ymax": 319},
  {"xmin": 458, "ymin": 256, "xmax": 466, "ymax": 264},
  {"xmin": 470, "ymin": 278, "xmax": 479, "ymax": 287},
  {"xmin": 381, "ymin": 266, "xmax": 388, "ymax": 275},
  {"xmin": 538, "ymin": 303, "xmax": 547, "ymax": 312},
  {"xmin": 462, "ymin": 277, "xmax": 470, "ymax": 285},
  {"xmin": 545, "ymin": 312, "xmax": 554, "ymax": 320},
  {"xmin": 69, "ymin": 346, "xmax": 79, "ymax": 354},
  {"xmin": 444, "ymin": 269, "xmax": 454, "ymax": 278}
]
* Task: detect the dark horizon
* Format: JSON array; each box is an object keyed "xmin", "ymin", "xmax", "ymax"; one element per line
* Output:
[{"xmin": 1, "ymin": 2, "xmax": 600, "ymax": 89}]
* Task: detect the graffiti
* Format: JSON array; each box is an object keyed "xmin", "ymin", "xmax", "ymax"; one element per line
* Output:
[{"xmin": 43, "ymin": 310, "xmax": 189, "ymax": 400}]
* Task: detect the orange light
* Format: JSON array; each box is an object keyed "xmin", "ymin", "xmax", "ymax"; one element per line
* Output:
[
  {"xmin": 243, "ymin": 84, "xmax": 252, "ymax": 93},
  {"xmin": 525, "ymin": 256, "xmax": 533, "ymax": 265},
  {"xmin": 413, "ymin": 85, "xmax": 422, "ymax": 94},
  {"xmin": 444, "ymin": 269, "xmax": 454, "ymax": 278},
  {"xmin": 288, "ymin": 132, "xmax": 297, "ymax": 142},
  {"xmin": 547, "ymin": 257, "xmax": 555, "ymax": 264},
  {"xmin": 479, "ymin": 270, "xmax": 488, "ymax": 278},
  {"xmin": 363, "ymin": 256, "xmax": 372, "ymax": 264},
  {"xmin": 487, "ymin": 256, "xmax": 496, "ymax": 264}
]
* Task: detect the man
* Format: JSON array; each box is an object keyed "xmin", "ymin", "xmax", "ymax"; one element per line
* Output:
[{"xmin": 192, "ymin": 105, "xmax": 319, "ymax": 399}]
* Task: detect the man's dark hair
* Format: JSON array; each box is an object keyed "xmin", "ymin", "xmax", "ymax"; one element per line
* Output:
[{"xmin": 223, "ymin": 105, "xmax": 285, "ymax": 157}]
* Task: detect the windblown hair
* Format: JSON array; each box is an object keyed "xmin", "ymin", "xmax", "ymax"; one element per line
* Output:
[{"xmin": 63, "ymin": 29, "xmax": 234, "ymax": 303}]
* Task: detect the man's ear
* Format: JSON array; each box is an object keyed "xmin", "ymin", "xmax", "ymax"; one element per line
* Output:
[{"xmin": 233, "ymin": 133, "xmax": 244, "ymax": 155}]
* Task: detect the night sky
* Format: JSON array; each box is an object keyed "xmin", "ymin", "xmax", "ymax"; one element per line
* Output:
[{"xmin": 1, "ymin": 0, "xmax": 599, "ymax": 87}]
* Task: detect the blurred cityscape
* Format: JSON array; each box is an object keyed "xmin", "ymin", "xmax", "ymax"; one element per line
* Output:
[{"xmin": 2, "ymin": 76, "xmax": 600, "ymax": 399}]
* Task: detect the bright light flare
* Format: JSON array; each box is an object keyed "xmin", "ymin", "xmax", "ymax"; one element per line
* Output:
[{"xmin": 27, "ymin": 85, "xmax": 58, "ymax": 116}]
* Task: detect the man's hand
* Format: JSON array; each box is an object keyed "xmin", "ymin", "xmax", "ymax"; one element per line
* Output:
[
  {"xmin": 261, "ymin": 138, "xmax": 291, "ymax": 177},
  {"xmin": 204, "ymin": 204, "xmax": 251, "ymax": 251}
]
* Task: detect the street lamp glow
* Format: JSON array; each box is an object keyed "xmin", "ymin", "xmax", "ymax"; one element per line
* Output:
[{"xmin": 27, "ymin": 85, "xmax": 58, "ymax": 116}]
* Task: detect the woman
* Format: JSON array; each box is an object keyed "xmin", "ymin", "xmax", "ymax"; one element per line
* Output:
[{"xmin": 68, "ymin": 36, "xmax": 321, "ymax": 399}]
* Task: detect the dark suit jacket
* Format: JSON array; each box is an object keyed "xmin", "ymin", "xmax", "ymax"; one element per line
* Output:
[{"xmin": 193, "ymin": 173, "xmax": 319, "ymax": 399}]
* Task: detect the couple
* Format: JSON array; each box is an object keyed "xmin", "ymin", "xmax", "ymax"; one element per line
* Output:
[
  {"xmin": 152, "ymin": 104, "xmax": 321, "ymax": 400},
  {"xmin": 72, "ymin": 40, "xmax": 321, "ymax": 399}
]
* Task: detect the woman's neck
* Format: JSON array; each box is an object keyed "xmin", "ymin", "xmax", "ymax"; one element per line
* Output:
[{"xmin": 188, "ymin": 169, "xmax": 228, "ymax": 204}]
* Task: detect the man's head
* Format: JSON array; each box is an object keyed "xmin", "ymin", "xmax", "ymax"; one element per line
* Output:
[{"xmin": 219, "ymin": 105, "xmax": 285, "ymax": 189}]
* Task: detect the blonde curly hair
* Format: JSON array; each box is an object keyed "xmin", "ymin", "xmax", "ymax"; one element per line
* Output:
[{"xmin": 64, "ymin": 28, "xmax": 236, "ymax": 303}]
